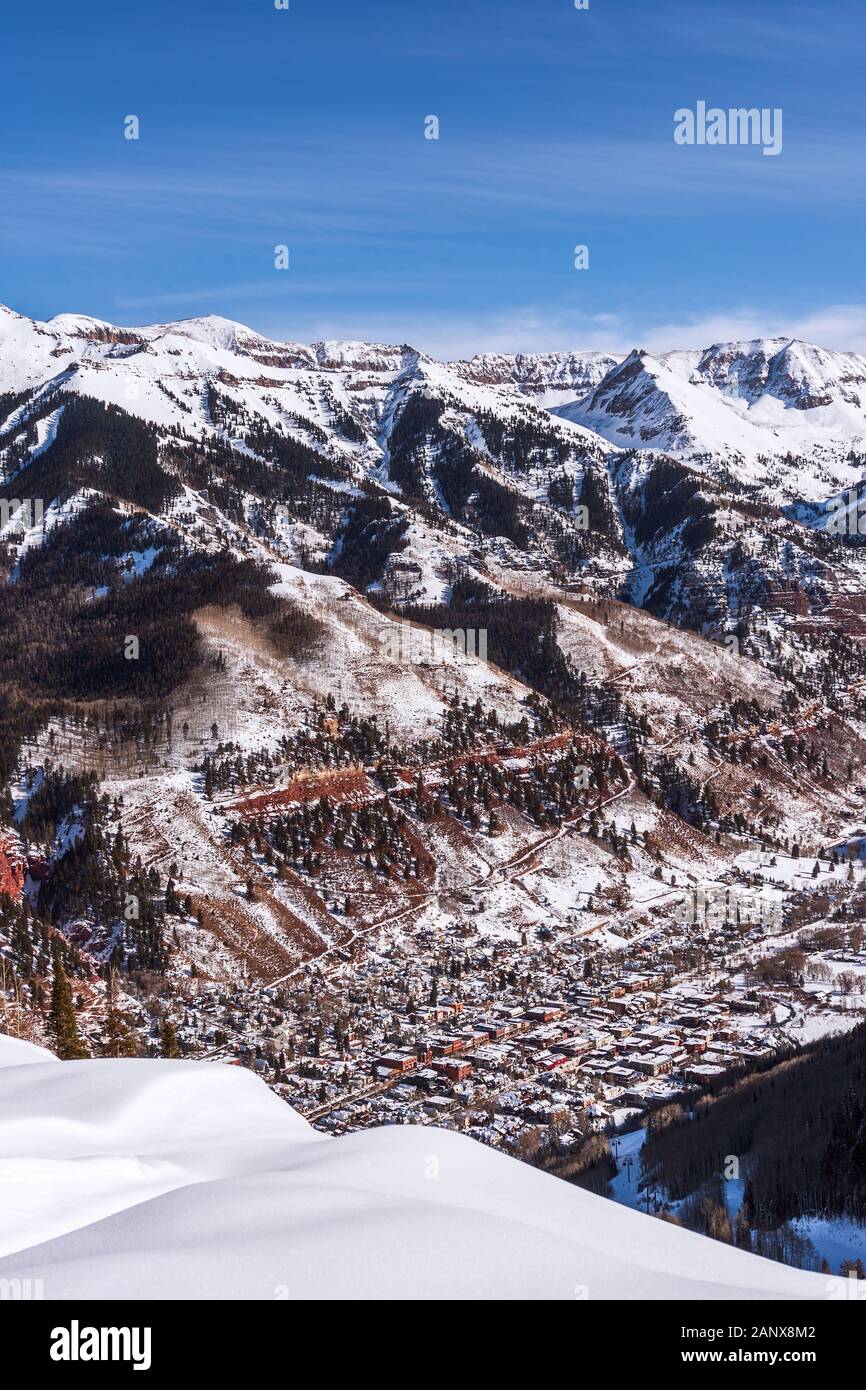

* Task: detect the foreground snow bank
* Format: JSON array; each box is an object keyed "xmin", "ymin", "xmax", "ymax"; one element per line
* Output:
[
  {"xmin": 0, "ymin": 1035, "xmax": 825, "ymax": 1300},
  {"xmin": 0, "ymin": 1034, "xmax": 55, "ymax": 1069}
]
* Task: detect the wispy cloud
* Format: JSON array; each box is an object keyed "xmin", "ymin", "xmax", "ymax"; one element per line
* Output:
[
  {"xmin": 649, "ymin": 1, "xmax": 865, "ymax": 58},
  {"xmin": 271, "ymin": 303, "xmax": 866, "ymax": 362},
  {"xmin": 249, "ymin": 308, "xmax": 622, "ymax": 361},
  {"xmin": 113, "ymin": 277, "xmax": 441, "ymax": 313},
  {"xmin": 640, "ymin": 305, "xmax": 866, "ymax": 357},
  {"xmin": 3, "ymin": 119, "xmax": 862, "ymax": 246}
]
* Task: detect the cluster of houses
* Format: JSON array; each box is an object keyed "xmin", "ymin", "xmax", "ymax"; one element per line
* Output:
[
  {"xmin": 155, "ymin": 859, "xmax": 864, "ymax": 1163},
  {"xmin": 301, "ymin": 972, "xmax": 783, "ymax": 1143}
]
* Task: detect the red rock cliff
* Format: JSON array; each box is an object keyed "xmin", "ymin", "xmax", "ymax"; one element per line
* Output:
[{"xmin": 0, "ymin": 832, "xmax": 25, "ymax": 899}]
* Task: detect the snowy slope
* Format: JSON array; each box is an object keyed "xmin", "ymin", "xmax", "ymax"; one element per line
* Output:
[
  {"xmin": 4, "ymin": 298, "xmax": 866, "ymax": 632},
  {"xmin": 0, "ymin": 1034, "xmax": 55, "ymax": 1068},
  {"xmin": 6, "ymin": 299, "xmax": 866, "ymax": 519},
  {"xmin": 0, "ymin": 1035, "xmax": 827, "ymax": 1300},
  {"xmin": 558, "ymin": 339, "xmax": 866, "ymax": 494},
  {"xmin": 0, "ymin": 303, "xmax": 407, "ymax": 468},
  {"xmin": 563, "ymin": 349, "xmax": 771, "ymax": 458}
]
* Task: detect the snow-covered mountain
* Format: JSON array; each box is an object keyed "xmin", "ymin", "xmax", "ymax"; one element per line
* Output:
[
  {"xmin": 6, "ymin": 303, "xmax": 866, "ymax": 488},
  {"xmin": 452, "ymin": 348, "xmax": 620, "ymax": 407},
  {"xmin": 0, "ymin": 1035, "xmax": 827, "ymax": 1299},
  {"xmin": 558, "ymin": 339, "xmax": 866, "ymax": 495},
  {"xmin": 0, "ymin": 302, "xmax": 413, "ymax": 450},
  {"xmin": 4, "ymin": 309, "xmax": 866, "ymax": 1298},
  {"xmin": 3, "ymin": 300, "xmax": 866, "ymax": 642}
]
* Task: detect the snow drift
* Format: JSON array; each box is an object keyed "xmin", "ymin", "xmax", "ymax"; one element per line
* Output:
[{"xmin": 0, "ymin": 1035, "xmax": 827, "ymax": 1300}]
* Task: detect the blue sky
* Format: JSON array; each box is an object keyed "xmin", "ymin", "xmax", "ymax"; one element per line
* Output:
[{"xmin": 1, "ymin": 0, "xmax": 864, "ymax": 356}]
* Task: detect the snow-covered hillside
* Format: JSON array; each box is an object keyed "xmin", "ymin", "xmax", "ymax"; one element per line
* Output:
[
  {"xmin": 0, "ymin": 1035, "xmax": 827, "ymax": 1299},
  {"xmin": 558, "ymin": 339, "xmax": 866, "ymax": 495},
  {"xmin": 5, "ymin": 303, "xmax": 866, "ymax": 492}
]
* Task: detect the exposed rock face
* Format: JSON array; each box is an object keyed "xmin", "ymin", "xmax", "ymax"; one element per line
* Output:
[
  {"xmin": 453, "ymin": 350, "xmax": 618, "ymax": 398},
  {"xmin": 0, "ymin": 832, "xmax": 25, "ymax": 900}
]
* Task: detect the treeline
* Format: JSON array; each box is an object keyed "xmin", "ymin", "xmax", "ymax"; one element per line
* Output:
[
  {"xmin": 0, "ymin": 495, "xmax": 323, "ymax": 786},
  {"xmin": 203, "ymin": 690, "xmax": 555, "ymax": 799},
  {"xmin": 244, "ymin": 727, "xmax": 623, "ymax": 892},
  {"xmin": 25, "ymin": 769, "xmax": 168, "ymax": 973},
  {"xmin": 0, "ymin": 892, "xmax": 93, "ymax": 1004},
  {"xmin": 620, "ymin": 455, "xmax": 711, "ymax": 556},
  {"xmin": 2, "ymin": 771, "xmax": 168, "ymax": 988},
  {"xmin": 19, "ymin": 766, "xmax": 101, "ymax": 844},
  {"xmin": 385, "ymin": 393, "xmax": 532, "ymax": 547},
  {"xmin": 1, "ymin": 502, "xmax": 321, "ymax": 704},
  {"xmin": 473, "ymin": 407, "xmax": 578, "ymax": 472},
  {"xmin": 329, "ymin": 492, "xmax": 409, "ymax": 590},
  {"xmin": 403, "ymin": 577, "xmax": 637, "ymax": 745},
  {"xmin": 3, "ymin": 393, "xmax": 181, "ymax": 515}
]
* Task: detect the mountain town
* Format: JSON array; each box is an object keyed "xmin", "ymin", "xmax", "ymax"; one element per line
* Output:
[{"xmin": 2, "ymin": 302, "xmax": 866, "ymax": 1283}]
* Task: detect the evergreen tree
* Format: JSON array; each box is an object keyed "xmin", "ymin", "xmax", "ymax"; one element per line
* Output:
[
  {"xmin": 103, "ymin": 968, "xmax": 137, "ymax": 1057},
  {"xmin": 159, "ymin": 1018, "xmax": 181, "ymax": 1058},
  {"xmin": 48, "ymin": 944, "xmax": 88, "ymax": 1059}
]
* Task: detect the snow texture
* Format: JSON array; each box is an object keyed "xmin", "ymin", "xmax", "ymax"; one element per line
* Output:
[{"xmin": 0, "ymin": 1035, "xmax": 828, "ymax": 1300}]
